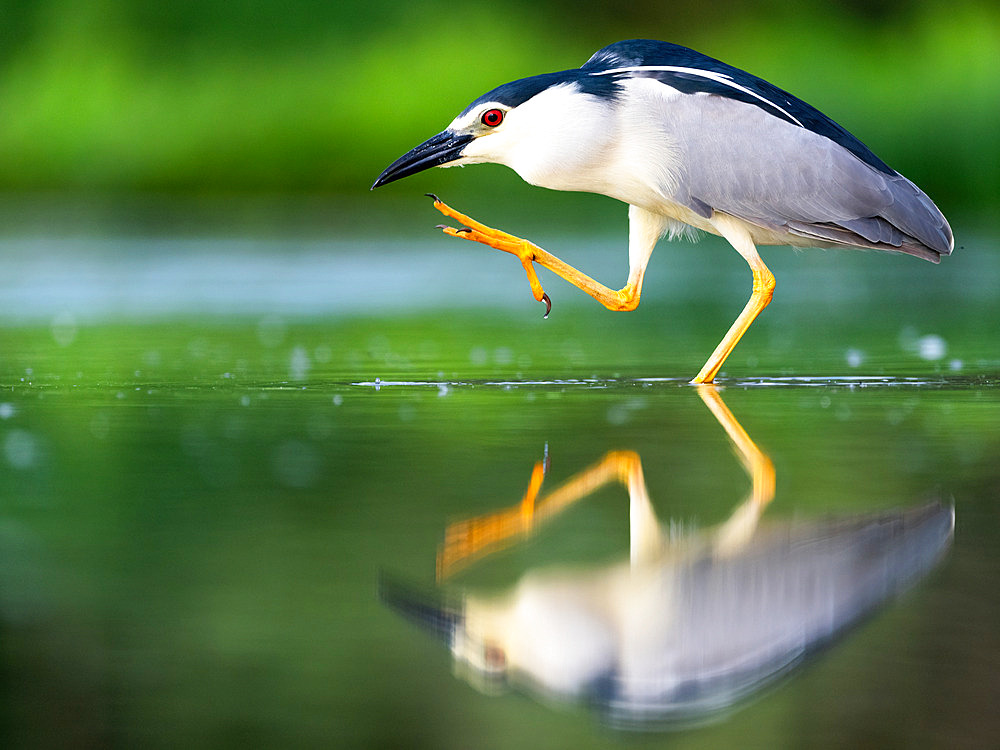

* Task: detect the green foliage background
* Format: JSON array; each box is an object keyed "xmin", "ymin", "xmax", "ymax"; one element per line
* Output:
[
  {"xmin": 0, "ymin": 0, "xmax": 996, "ymax": 220},
  {"xmin": 1, "ymin": 4, "xmax": 999, "ymax": 745}
]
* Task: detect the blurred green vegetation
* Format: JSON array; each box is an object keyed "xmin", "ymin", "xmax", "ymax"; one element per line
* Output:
[
  {"xmin": 2, "ymin": 4, "xmax": 997, "ymax": 743},
  {"xmin": 0, "ymin": 0, "xmax": 996, "ymax": 221}
]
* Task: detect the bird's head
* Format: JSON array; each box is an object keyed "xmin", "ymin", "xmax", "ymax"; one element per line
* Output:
[{"xmin": 371, "ymin": 70, "xmax": 620, "ymax": 192}]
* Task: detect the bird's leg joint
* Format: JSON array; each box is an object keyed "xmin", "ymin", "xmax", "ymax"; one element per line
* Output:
[
  {"xmin": 606, "ymin": 282, "xmax": 640, "ymax": 312},
  {"xmin": 752, "ymin": 267, "xmax": 776, "ymax": 299}
]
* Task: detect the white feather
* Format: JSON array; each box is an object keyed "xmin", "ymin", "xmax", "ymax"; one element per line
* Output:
[
  {"xmin": 457, "ymin": 80, "xmax": 697, "ymax": 216},
  {"xmin": 593, "ymin": 65, "xmax": 805, "ymax": 128}
]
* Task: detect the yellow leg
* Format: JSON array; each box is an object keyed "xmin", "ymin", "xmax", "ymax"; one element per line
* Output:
[
  {"xmin": 437, "ymin": 459, "xmax": 545, "ymax": 580},
  {"xmin": 429, "ymin": 195, "xmax": 641, "ymax": 314},
  {"xmin": 696, "ymin": 384, "xmax": 775, "ymax": 556},
  {"xmin": 436, "ymin": 450, "xmax": 640, "ymax": 580},
  {"xmin": 692, "ymin": 216, "xmax": 776, "ymax": 384},
  {"xmin": 435, "ymin": 388, "xmax": 775, "ymax": 575},
  {"xmin": 696, "ymin": 385, "xmax": 775, "ymax": 508}
]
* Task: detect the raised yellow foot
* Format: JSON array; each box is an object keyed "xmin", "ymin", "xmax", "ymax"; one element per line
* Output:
[{"xmin": 428, "ymin": 194, "xmax": 641, "ymax": 316}]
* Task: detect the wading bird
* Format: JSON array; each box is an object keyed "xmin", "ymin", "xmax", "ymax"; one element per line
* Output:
[{"xmin": 372, "ymin": 40, "xmax": 953, "ymax": 382}]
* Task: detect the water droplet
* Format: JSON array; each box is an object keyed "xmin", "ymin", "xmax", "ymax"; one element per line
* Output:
[
  {"xmin": 289, "ymin": 346, "xmax": 311, "ymax": 381},
  {"xmin": 918, "ymin": 335, "xmax": 946, "ymax": 361},
  {"xmin": 4, "ymin": 430, "xmax": 38, "ymax": 469},
  {"xmin": 607, "ymin": 405, "xmax": 629, "ymax": 425}
]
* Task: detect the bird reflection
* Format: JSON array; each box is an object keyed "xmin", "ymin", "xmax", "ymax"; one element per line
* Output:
[{"xmin": 383, "ymin": 386, "xmax": 953, "ymax": 728}]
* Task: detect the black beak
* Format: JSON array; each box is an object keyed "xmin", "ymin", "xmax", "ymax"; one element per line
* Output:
[
  {"xmin": 378, "ymin": 572, "xmax": 464, "ymax": 646},
  {"xmin": 371, "ymin": 130, "xmax": 475, "ymax": 190}
]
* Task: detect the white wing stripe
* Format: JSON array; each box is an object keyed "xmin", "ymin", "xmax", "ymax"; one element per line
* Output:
[{"xmin": 592, "ymin": 65, "xmax": 804, "ymax": 128}]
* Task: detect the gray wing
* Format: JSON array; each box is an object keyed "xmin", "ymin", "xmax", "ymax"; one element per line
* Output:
[
  {"xmin": 607, "ymin": 502, "xmax": 953, "ymax": 724},
  {"xmin": 664, "ymin": 94, "xmax": 953, "ymax": 261}
]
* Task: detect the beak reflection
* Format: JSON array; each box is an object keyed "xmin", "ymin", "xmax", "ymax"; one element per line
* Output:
[{"xmin": 383, "ymin": 386, "xmax": 954, "ymax": 728}]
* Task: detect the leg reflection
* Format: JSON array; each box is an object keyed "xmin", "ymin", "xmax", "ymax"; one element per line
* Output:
[
  {"xmin": 438, "ymin": 450, "xmax": 642, "ymax": 580},
  {"xmin": 386, "ymin": 388, "xmax": 953, "ymax": 729},
  {"xmin": 696, "ymin": 385, "xmax": 775, "ymax": 557},
  {"xmin": 438, "ymin": 386, "xmax": 775, "ymax": 579}
]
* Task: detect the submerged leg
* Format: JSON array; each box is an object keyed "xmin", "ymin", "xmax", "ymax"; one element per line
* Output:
[
  {"xmin": 692, "ymin": 214, "xmax": 776, "ymax": 384},
  {"xmin": 429, "ymin": 196, "xmax": 657, "ymax": 315}
]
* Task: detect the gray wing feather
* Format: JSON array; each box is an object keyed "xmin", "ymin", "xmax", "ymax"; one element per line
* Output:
[{"xmin": 663, "ymin": 94, "xmax": 953, "ymax": 259}]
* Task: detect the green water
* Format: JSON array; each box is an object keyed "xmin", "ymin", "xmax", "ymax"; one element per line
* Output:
[{"xmin": 1, "ymin": 227, "xmax": 998, "ymax": 747}]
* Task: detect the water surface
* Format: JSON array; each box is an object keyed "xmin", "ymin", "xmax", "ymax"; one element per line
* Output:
[{"xmin": 1, "ymin": 228, "xmax": 997, "ymax": 747}]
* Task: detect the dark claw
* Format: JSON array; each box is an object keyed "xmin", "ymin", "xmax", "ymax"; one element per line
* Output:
[
  {"xmin": 456, "ymin": 227, "xmax": 472, "ymax": 234},
  {"xmin": 435, "ymin": 224, "xmax": 449, "ymax": 230},
  {"xmin": 541, "ymin": 293, "xmax": 551, "ymax": 318},
  {"xmin": 425, "ymin": 192, "xmax": 441, "ymax": 203}
]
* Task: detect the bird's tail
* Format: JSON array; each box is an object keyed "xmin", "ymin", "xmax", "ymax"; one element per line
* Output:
[
  {"xmin": 787, "ymin": 174, "xmax": 953, "ymax": 263},
  {"xmin": 877, "ymin": 173, "xmax": 954, "ymax": 261}
]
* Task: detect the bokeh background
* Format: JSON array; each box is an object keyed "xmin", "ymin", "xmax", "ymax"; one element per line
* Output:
[
  {"xmin": 0, "ymin": 0, "xmax": 996, "ymax": 225},
  {"xmin": 1, "ymin": 2, "xmax": 999, "ymax": 748}
]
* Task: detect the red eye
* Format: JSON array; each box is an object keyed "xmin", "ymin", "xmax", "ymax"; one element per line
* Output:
[{"xmin": 481, "ymin": 108, "xmax": 504, "ymax": 127}]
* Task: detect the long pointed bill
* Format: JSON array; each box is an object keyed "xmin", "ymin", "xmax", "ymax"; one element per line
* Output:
[
  {"xmin": 378, "ymin": 573, "xmax": 464, "ymax": 646},
  {"xmin": 371, "ymin": 130, "xmax": 474, "ymax": 189}
]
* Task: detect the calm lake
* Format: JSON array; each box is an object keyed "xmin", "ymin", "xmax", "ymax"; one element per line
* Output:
[{"xmin": 1, "ymin": 215, "xmax": 997, "ymax": 747}]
